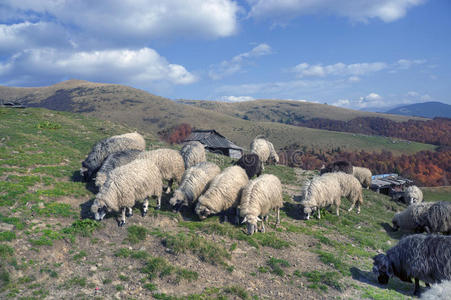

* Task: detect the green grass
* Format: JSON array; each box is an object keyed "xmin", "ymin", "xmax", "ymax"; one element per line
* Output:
[
  {"xmin": 266, "ymin": 257, "xmax": 290, "ymax": 276},
  {"xmin": 298, "ymin": 270, "xmax": 342, "ymax": 292},
  {"xmin": 126, "ymin": 225, "xmax": 148, "ymax": 244},
  {"xmin": 141, "ymin": 256, "xmax": 198, "ymax": 283}
]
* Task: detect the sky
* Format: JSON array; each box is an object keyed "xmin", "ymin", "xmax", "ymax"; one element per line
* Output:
[{"xmin": 0, "ymin": 0, "xmax": 450, "ymax": 110}]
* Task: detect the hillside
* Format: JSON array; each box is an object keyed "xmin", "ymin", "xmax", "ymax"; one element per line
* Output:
[
  {"xmin": 178, "ymin": 99, "xmax": 426, "ymax": 123},
  {"xmin": 2, "ymin": 107, "xmax": 450, "ymax": 299},
  {"xmin": 386, "ymin": 101, "xmax": 451, "ymax": 119},
  {"xmin": 0, "ymin": 80, "xmax": 435, "ymax": 155}
]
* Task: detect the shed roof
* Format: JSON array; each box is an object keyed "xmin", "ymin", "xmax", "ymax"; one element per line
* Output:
[{"xmin": 185, "ymin": 130, "xmax": 243, "ymax": 150}]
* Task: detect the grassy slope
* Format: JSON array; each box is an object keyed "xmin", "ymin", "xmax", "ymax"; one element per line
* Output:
[
  {"xmin": 178, "ymin": 99, "xmax": 427, "ymax": 122},
  {"xmin": 0, "ymin": 107, "xmax": 449, "ymax": 299},
  {"xmin": 0, "ymin": 80, "xmax": 435, "ymax": 155}
]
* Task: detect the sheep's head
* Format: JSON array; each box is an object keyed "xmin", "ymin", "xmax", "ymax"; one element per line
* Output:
[
  {"xmin": 372, "ymin": 254, "xmax": 393, "ymax": 285},
  {"xmin": 301, "ymin": 205, "xmax": 316, "ymax": 220},
  {"xmin": 91, "ymin": 198, "xmax": 109, "ymax": 221},
  {"xmin": 195, "ymin": 202, "xmax": 214, "ymax": 220},
  {"xmin": 241, "ymin": 215, "xmax": 261, "ymax": 235},
  {"xmin": 169, "ymin": 190, "xmax": 186, "ymax": 212}
]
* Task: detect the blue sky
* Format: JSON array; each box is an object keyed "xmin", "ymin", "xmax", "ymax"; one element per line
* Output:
[{"xmin": 0, "ymin": 0, "xmax": 450, "ymax": 110}]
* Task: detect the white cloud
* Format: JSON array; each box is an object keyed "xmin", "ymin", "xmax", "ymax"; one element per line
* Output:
[
  {"xmin": 1, "ymin": 0, "xmax": 241, "ymax": 45},
  {"xmin": 348, "ymin": 76, "xmax": 361, "ymax": 82},
  {"xmin": 0, "ymin": 48, "xmax": 197, "ymax": 86},
  {"xmin": 220, "ymin": 95, "xmax": 255, "ymax": 102},
  {"xmin": 247, "ymin": 0, "xmax": 426, "ymax": 23},
  {"xmin": 209, "ymin": 43, "xmax": 272, "ymax": 80},
  {"xmin": 293, "ymin": 62, "xmax": 388, "ymax": 78},
  {"xmin": 332, "ymin": 99, "xmax": 351, "ymax": 107},
  {"xmin": 395, "ymin": 59, "xmax": 426, "ymax": 69}
]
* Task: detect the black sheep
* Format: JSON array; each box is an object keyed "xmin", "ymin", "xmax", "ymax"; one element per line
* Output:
[{"xmin": 235, "ymin": 153, "xmax": 263, "ymax": 179}]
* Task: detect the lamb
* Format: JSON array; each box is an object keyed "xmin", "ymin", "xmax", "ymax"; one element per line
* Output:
[
  {"xmin": 320, "ymin": 160, "xmax": 353, "ymax": 175},
  {"xmin": 352, "ymin": 166, "xmax": 372, "ymax": 189},
  {"xmin": 235, "ymin": 153, "xmax": 263, "ymax": 179},
  {"xmin": 372, "ymin": 234, "xmax": 451, "ymax": 296},
  {"xmin": 80, "ymin": 132, "xmax": 145, "ymax": 181},
  {"xmin": 300, "ymin": 175, "xmax": 342, "ymax": 219},
  {"xmin": 94, "ymin": 149, "xmax": 142, "ymax": 188},
  {"xmin": 321, "ymin": 172, "xmax": 364, "ymax": 214},
  {"xmin": 136, "ymin": 148, "xmax": 185, "ymax": 193},
  {"xmin": 420, "ymin": 280, "xmax": 451, "ymax": 300},
  {"xmin": 90, "ymin": 158, "xmax": 162, "ymax": 226},
  {"xmin": 195, "ymin": 165, "xmax": 249, "ymax": 222},
  {"xmin": 250, "ymin": 137, "xmax": 279, "ymax": 167},
  {"xmin": 392, "ymin": 201, "xmax": 451, "ymax": 234},
  {"xmin": 169, "ymin": 162, "xmax": 221, "ymax": 211},
  {"xmin": 180, "ymin": 141, "xmax": 206, "ymax": 169},
  {"xmin": 239, "ymin": 174, "xmax": 283, "ymax": 235}
]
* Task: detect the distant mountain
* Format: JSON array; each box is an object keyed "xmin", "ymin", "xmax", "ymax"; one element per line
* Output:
[{"xmin": 386, "ymin": 102, "xmax": 451, "ymax": 119}]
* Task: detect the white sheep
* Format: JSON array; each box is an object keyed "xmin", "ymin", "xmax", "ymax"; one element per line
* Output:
[
  {"xmin": 94, "ymin": 149, "xmax": 142, "ymax": 188},
  {"xmin": 239, "ymin": 174, "xmax": 283, "ymax": 235},
  {"xmin": 195, "ymin": 165, "xmax": 249, "ymax": 222},
  {"xmin": 301, "ymin": 175, "xmax": 342, "ymax": 219},
  {"xmin": 90, "ymin": 158, "xmax": 162, "ymax": 226},
  {"xmin": 169, "ymin": 162, "xmax": 221, "ymax": 211},
  {"xmin": 180, "ymin": 141, "xmax": 206, "ymax": 169},
  {"xmin": 136, "ymin": 148, "xmax": 185, "ymax": 193},
  {"xmin": 404, "ymin": 185, "xmax": 423, "ymax": 205},
  {"xmin": 352, "ymin": 166, "xmax": 372, "ymax": 189},
  {"xmin": 321, "ymin": 172, "xmax": 364, "ymax": 214},
  {"xmin": 250, "ymin": 137, "xmax": 279, "ymax": 168},
  {"xmin": 80, "ymin": 132, "xmax": 145, "ymax": 181}
]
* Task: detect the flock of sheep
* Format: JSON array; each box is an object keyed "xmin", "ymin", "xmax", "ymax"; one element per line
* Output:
[{"xmin": 80, "ymin": 131, "xmax": 450, "ymax": 297}]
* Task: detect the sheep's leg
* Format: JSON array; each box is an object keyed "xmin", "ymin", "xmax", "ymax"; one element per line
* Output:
[
  {"xmin": 413, "ymin": 278, "xmax": 420, "ymax": 296},
  {"xmin": 317, "ymin": 209, "xmax": 321, "ymax": 219},
  {"xmin": 126, "ymin": 207, "xmax": 133, "ymax": 217},
  {"xmin": 155, "ymin": 195, "xmax": 161, "ymax": 211},
  {"xmin": 425, "ymin": 283, "xmax": 430, "ymax": 288},
  {"xmin": 336, "ymin": 205, "xmax": 340, "ymax": 216},
  {"xmin": 234, "ymin": 208, "xmax": 240, "ymax": 225},
  {"xmin": 165, "ymin": 179, "xmax": 173, "ymax": 193},
  {"xmin": 348, "ymin": 201, "xmax": 355, "ymax": 212},
  {"xmin": 424, "ymin": 226, "xmax": 431, "ymax": 234},
  {"xmin": 143, "ymin": 197, "xmax": 149, "ymax": 216},
  {"xmin": 275, "ymin": 208, "xmax": 280, "ymax": 226},
  {"xmin": 118, "ymin": 208, "xmax": 126, "ymax": 227},
  {"xmin": 260, "ymin": 219, "xmax": 266, "ymax": 233}
]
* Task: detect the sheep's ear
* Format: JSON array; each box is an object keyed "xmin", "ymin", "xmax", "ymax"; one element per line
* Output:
[{"xmin": 241, "ymin": 216, "xmax": 248, "ymax": 224}]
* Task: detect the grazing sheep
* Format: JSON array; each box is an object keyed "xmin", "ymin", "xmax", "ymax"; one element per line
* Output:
[
  {"xmin": 372, "ymin": 234, "xmax": 451, "ymax": 296},
  {"xmin": 235, "ymin": 153, "xmax": 263, "ymax": 179},
  {"xmin": 250, "ymin": 137, "xmax": 279, "ymax": 167},
  {"xmin": 391, "ymin": 185, "xmax": 424, "ymax": 205},
  {"xmin": 319, "ymin": 160, "xmax": 353, "ymax": 175},
  {"xmin": 239, "ymin": 174, "xmax": 283, "ymax": 235},
  {"xmin": 195, "ymin": 165, "xmax": 249, "ymax": 222},
  {"xmin": 81, "ymin": 132, "xmax": 145, "ymax": 181},
  {"xmin": 90, "ymin": 158, "xmax": 162, "ymax": 226},
  {"xmin": 421, "ymin": 280, "xmax": 451, "ymax": 300},
  {"xmin": 352, "ymin": 166, "xmax": 372, "ymax": 189},
  {"xmin": 180, "ymin": 141, "xmax": 206, "ymax": 169},
  {"xmin": 322, "ymin": 172, "xmax": 364, "ymax": 214},
  {"xmin": 392, "ymin": 201, "xmax": 451, "ymax": 234},
  {"xmin": 94, "ymin": 149, "xmax": 142, "ymax": 188},
  {"xmin": 137, "ymin": 149, "xmax": 185, "ymax": 193},
  {"xmin": 404, "ymin": 185, "xmax": 423, "ymax": 205},
  {"xmin": 169, "ymin": 162, "xmax": 221, "ymax": 211},
  {"xmin": 301, "ymin": 175, "xmax": 342, "ymax": 220}
]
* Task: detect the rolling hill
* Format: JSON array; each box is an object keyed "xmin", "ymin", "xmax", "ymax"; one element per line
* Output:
[
  {"xmin": 177, "ymin": 99, "xmax": 426, "ymax": 123},
  {"xmin": 0, "ymin": 80, "xmax": 435, "ymax": 155},
  {"xmin": 1, "ymin": 106, "xmax": 450, "ymax": 299},
  {"xmin": 386, "ymin": 101, "xmax": 451, "ymax": 119}
]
